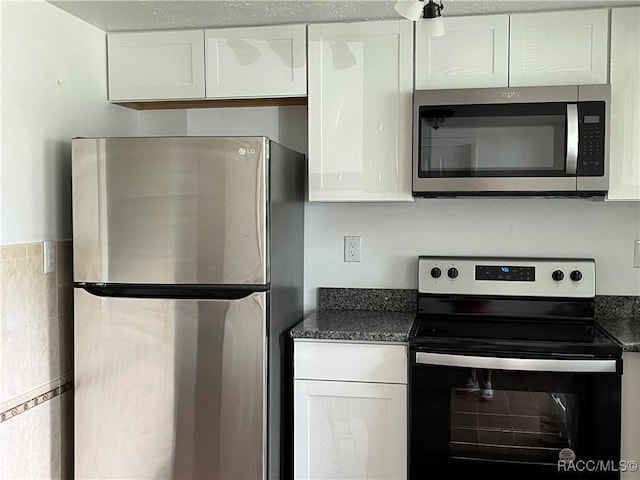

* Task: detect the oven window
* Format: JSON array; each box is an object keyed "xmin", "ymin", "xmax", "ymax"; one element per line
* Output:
[
  {"xmin": 418, "ymin": 103, "xmax": 567, "ymax": 178},
  {"xmin": 410, "ymin": 364, "xmax": 621, "ymax": 478},
  {"xmin": 450, "ymin": 371, "xmax": 576, "ymax": 466}
]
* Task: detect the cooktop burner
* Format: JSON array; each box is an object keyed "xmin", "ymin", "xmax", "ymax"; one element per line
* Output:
[{"xmin": 411, "ymin": 256, "xmax": 622, "ymax": 359}]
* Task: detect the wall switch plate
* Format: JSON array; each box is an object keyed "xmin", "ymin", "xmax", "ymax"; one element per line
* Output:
[
  {"xmin": 344, "ymin": 236, "xmax": 361, "ymax": 262},
  {"xmin": 43, "ymin": 240, "xmax": 56, "ymax": 274},
  {"xmin": 634, "ymin": 240, "xmax": 640, "ymax": 268}
]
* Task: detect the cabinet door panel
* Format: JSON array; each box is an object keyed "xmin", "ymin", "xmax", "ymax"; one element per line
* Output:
[
  {"xmin": 415, "ymin": 15, "xmax": 509, "ymax": 89},
  {"xmin": 205, "ymin": 25, "xmax": 306, "ymax": 98},
  {"xmin": 108, "ymin": 31, "xmax": 205, "ymax": 101},
  {"xmin": 622, "ymin": 353, "xmax": 640, "ymax": 480},
  {"xmin": 294, "ymin": 380, "xmax": 407, "ymax": 479},
  {"xmin": 608, "ymin": 7, "xmax": 640, "ymax": 200},
  {"xmin": 509, "ymin": 9, "xmax": 609, "ymax": 87},
  {"xmin": 308, "ymin": 21, "xmax": 413, "ymax": 202}
]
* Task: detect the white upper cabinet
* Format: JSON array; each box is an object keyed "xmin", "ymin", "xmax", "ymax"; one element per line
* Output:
[
  {"xmin": 509, "ymin": 9, "xmax": 609, "ymax": 87},
  {"xmin": 415, "ymin": 14, "xmax": 509, "ymax": 90},
  {"xmin": 608, "ymin": 7, "xmax": 640, "ymax": 200},
  {"xmin": 108, "ymin": 30, "xmax": 205, "ymax": 101},
  {"xmin": 307, "ymin": 20, "xmax": 414, "ymax": 202},
  {"xmin": 205, "ymin": 25, "xmax": 307, "ymax": 98}
]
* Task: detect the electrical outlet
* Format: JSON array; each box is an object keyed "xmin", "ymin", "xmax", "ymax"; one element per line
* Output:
[
  {"xmin": 43, "ymin": 240, "xmax": 56, "ymax": 274},
  {"xmin": 344, "ymin": 236, "xmax": 361, "ymax": 262},
  {"xmin": 634, "ymin": 240, "xmax": 640, "ymax": 268}
]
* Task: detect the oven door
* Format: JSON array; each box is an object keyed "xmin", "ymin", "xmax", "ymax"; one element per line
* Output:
[{"xmin": 410, "ymin": 350, "xmax": 622, "ymax": 479}]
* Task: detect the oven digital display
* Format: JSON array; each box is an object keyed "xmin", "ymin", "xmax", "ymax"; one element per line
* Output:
[{"xmin": 475, "ymin": 265, "xmax": 535, "ymax": 281}]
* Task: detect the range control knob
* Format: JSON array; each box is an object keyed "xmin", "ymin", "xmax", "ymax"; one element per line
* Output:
[
  {"xmin": 570, "ymin": 270, "xmax": 583, "ymax": 282},
  {"xmin": 430, "ymin": 267, "xmax": 442, "ymax": 279},
  {"xmin": 447, "ymin": 267, "xmax": 459, "ymax": 279},
  {"xmin": 551, "ymin": 270, "xmax": 565, "ymax": 282}
]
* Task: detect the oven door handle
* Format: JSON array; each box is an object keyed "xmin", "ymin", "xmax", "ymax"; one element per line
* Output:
[{"xmin": 415, "ymin": 352, "xmax": 617, "ymax": 373}]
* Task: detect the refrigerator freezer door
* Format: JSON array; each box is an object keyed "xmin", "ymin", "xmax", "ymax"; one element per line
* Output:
[
  {"xmin": 74, "ymin": 288, "xmax": 267, "ymax": 479},
  {"xmin": 72, "ymin": 137, "xmax": 269, "ymax": 285}
]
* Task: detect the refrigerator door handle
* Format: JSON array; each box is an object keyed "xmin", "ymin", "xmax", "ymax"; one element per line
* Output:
[{"xmin": 77, "ymin": 283, "xmax": 268, "ymax": 300}]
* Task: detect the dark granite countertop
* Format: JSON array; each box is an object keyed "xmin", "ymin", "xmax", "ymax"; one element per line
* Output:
[
  {"xmin": 290, "ymin": 310, "xmax": 416, "ymax": 343},
  {"xmin": 596, "ymin": 296, "xmax": 640, "ymax": 353},
  {"xmin": 291, "ymin": 288, "xmax": 416, "ymax": 343},
  {"xmin": 292, "ymin": 288, "xmax": 640, "ymax": 350},
  {"xmin": 598, "ymin": 318, "xmax": 639, "ymax": 353}
]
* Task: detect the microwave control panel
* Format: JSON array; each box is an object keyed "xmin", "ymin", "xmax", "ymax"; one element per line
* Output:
[{"xmin": 577, "ymin": 102, "xmax": 606, "ymax": 177}]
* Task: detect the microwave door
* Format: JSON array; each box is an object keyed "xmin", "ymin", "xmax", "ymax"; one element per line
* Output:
[{"xmin": 414, "ymin": 103, "xmax": 579, "ymax": 194}]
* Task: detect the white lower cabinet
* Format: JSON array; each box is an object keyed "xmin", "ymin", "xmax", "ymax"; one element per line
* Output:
[
  {"xmin": 622, "ymin": 352, "xmax": 640, "ymax": 480},
  {"xmin": 294, "ymin": 341, "xmax": 407, "ymax": 479},
  {"xmin": 294, "ymin": 380, "xmax": 407, "ymax": 479}
]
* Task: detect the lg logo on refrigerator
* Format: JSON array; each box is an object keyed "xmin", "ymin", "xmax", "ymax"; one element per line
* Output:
[{"xmin": 238, "ymin": 148, "xmax": 257, "ymax": 156}]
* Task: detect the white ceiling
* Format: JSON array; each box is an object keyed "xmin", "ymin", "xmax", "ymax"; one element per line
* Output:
[{"xmin": 49, "ymin": 0, "xmax": 640, "ymax": 32}]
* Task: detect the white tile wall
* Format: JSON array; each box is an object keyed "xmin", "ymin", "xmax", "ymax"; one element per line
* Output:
[
  {"xmin": 0, "ymin": 240, "xmax": 73, "ymax": 478},
  {"xmin": 0, "ymin": 392, "xmax": 73, "ymax": 479}
]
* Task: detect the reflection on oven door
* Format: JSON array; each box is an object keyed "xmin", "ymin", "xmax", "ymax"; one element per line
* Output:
[{"xmin": 449, "ymin": 372, "xmax": 579, "ymax": 466}]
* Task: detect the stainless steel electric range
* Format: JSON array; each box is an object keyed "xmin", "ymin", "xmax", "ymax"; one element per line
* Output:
[{"xmin": 410, "ymin": 256, "xmax": 623, "ymax": 479}]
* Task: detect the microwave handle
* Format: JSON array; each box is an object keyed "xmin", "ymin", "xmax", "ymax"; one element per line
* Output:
[{"xmin": 566, "ymin": 104, "xmax": 579, "ymax": 175}]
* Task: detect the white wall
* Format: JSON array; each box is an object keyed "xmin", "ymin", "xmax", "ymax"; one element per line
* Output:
[
  {"xmin": 0, "ymin": 0, "xmax": 138, "ymax": 245},
  {"xmin": 187, "ymin": 107, "xmax": 280, "ymax": 138},
  {"xmin": 139, "ymin": 110, "xmax": 187, "ymax": 136},
  {"xmin": 304, "ymin": 199, "xmax": 640, "ymax": 311}
]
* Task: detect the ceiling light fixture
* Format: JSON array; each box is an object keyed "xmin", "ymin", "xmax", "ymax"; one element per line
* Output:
[{"xmin": 394, "ymin": 0, "xmax": 445, "ymax": 36}]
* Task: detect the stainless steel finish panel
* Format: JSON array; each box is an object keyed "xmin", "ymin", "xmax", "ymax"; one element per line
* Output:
[
  {"xmin": 578, "ymin": 84, "xmax": 611, "ymax": 103},
  {"xmin": 415, "ymin": 352, "xmax": 617, "ymax": 373},
  {"xmin": 413, "ymin": 85, "xmax": 578, "ymax": 107},
  {"xmin": 418, "ymin": 256, "xmax": 596, "ymax": 298},
  {"xmin": 578, "ymin": 84, "xmax": 611, "ymax": 193},
  {"xmin": 266, "ymin": 142, "xmax": 305, "ymax": 480},
  {"xmin": 72, "ymin": 137, "xmax": 268, "ymax": 285},
  {"xmin": 412, "ymin": 176, "xmax": 577, "ymax": 193},
  {"xmin": 74, "ymin": 288, "xmax": 267, "ymax": 479},
  {"xmin": 566, "ymin": 104, "xmax": 579, "ymax": 175}
]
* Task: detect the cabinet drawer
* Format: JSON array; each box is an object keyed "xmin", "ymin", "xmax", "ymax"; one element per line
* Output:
[{"xmin": 294, "ymin": 341, "xmax": 407, "ymax": 384}]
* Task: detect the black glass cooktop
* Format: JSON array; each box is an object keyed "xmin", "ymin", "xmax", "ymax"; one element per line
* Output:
[
  {"xmin": 410, "ymin": 317, "xmax": 621, "ymax": 357},
  {"xmin": 410, "ymin": 295, "xmax": 622, "ymax": 358}
]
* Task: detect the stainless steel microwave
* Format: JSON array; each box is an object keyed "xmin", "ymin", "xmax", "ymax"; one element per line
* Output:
[{"xmin": 413, "ymin": 85, "xmax": 610, "ymax": 196}]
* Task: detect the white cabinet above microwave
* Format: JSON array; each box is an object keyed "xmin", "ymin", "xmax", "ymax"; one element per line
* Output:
[{"xmin": 415, "ymin": 9, "xmax": 609, "ymax": 90}]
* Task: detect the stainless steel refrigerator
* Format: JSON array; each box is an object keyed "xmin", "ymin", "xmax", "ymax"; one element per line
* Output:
[{"xmin": 71, "ymin": 137, "xmax": 305, "ymax": 479}]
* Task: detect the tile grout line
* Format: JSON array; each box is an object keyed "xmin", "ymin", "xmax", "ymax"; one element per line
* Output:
[{"xmin": 0, "ymin": 374, "xmax": 74, "ymax": 424}]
